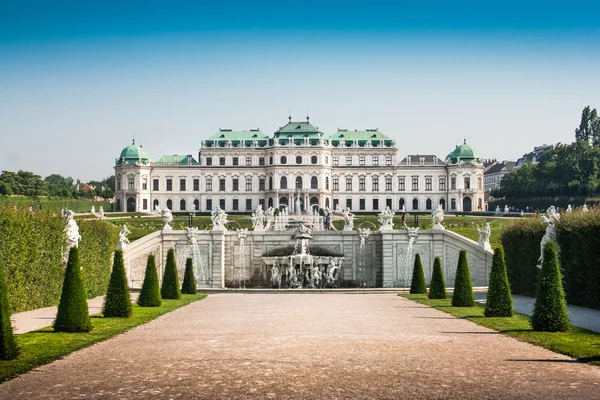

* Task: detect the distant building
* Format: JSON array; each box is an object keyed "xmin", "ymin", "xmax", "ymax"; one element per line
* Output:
[
  {"xmin": 515, "ymin": 144, "xmax": 554, "ymax": 168},
  {"xmin": 113, "ymin": 118, "xmax": 485, "ymax": 214},
  {"xmin": 484, "ymin": 161, "xmax": 517, "ymax": 193}
]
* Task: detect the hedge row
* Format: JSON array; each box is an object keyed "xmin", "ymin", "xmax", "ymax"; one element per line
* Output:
[
  {"xmin": 500, "ymin": 208, "xmax": 600, "ymax": 309},
  {"xmin": 0, "ymin": 204, "xmax": 119, "ymax": 313}
]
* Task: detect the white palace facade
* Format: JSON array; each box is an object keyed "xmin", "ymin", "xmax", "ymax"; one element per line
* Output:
[{"xmin": 114, "ymin": 118, "xmax": 485, "ymax": 214}]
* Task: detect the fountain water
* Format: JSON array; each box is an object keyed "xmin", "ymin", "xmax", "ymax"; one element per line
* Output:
[
  {"xmin": 186, "ymin": 226, "xmax": 209, "ymax": 285},
  {"xmin": 237, "ymin": 228, "xmax": 249, "ymax": 288},
  {"xmin": 402, "ymin": 227, "xmax": 420, "ymax": 286}
]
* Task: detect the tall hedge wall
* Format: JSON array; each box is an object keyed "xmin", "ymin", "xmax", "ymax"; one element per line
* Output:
[
  {"xmin": 0, "ymin": 205, "xmax": 119, "ymax": 313},
  {"xmin": 501, "ymin": 208, "xmax": 600, "ymax": 309}
]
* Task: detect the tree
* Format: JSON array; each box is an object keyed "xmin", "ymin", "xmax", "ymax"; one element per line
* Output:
[
  {"xmin": 575, "ymin": 106, "xmax": 600, "ymax": 146},
  {"xmin": 0, "ymin": 261, "xmax": 18, "ymax": 360},
  {"xmin": 54, "ymin": 247, "xmax": 92, "ymax": 332},
  {"xmin": 138, "ymin": 254, "xmax": 162, "ymax": 307},
  {"xmin": 181, "ymin": 257, "xmax": 197, "ymax": 294},
  {"xmin": 161, "ymin": 249, "xmax": 181, "ymax": 300},
  {"xmin": 428, "ymin": 257, "xmax": 447, "ymax": 299},
  {"xmin": 484, "ymin": 247, "xmax": 513, "ymax": 317},
  {"xmin": 531, "ymin": 241, "xmax": 570, "ymax": 332},
  {"xmin": 409, "ymin": 253, "xmax": 427, "ymax": 294},
  {"xmin": 452, "ymin": 250, "xmax": 475, "ymax": 307},
  {"xmin": 102, "ymin": 250, "xmax": 132, "ymax": 318}
]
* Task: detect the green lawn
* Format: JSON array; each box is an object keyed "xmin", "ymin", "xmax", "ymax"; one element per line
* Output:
[
  {"xmin": 0, "ymin": 294, "xmax": 206, "ymax": 383},
  {"xmin": 401, "ymin": 294, "xmax": 600, "ymax": 366}
]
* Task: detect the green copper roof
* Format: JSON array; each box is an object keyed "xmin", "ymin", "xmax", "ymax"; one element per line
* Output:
[
  {"xmin": 154, "ymin": 155, "xmax": 199, "ymax": 165},
  {"xmin": 445, "ymin": 139, "xmax": 480, "ymax": 164},
  {"xmin": 329, "ymin": 129, "xmax": 394, "ymax": 148},
  {"xmin": 274, "ymin": 119, "xmax": 324, "ymax": 138},
  {"xmin": 118, "ymin": 139, "xmax": 151, "ymax": 163},
  {"xmin": 204, "ymin": 129, "xmax": 269, "ymax": 148}
]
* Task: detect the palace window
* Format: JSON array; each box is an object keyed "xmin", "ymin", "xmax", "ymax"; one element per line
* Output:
[
  {"xmin": 259, "ymin": 178, "xmax": 265, "ymax": 191},
  {"xmin": 425, "ymin": 177, "xmax": 432, "ymax": 191},
  {"xmin": 219, "ymin": 157, "xmax": 225, "ymax": 166},
  {"xmin": 346, "ymin": 198, "xmax": 352, "ymax": 209},
  {"xmin": 451, "ymin": 177, "xmax": 456, "ymax": 190},
  {"xmin": 206, "ymin": 199, "xmax": 212, "ymax": 211},
  {"xmin": 386, "ymin": 198, "xmax": 392, "ymax": 209},
  {"xmin": 451, "ymin": 198, "xmax": 456, "ymax": 210},
  {"xmin": 296, "ymin": 176, "xmax": 303, "ymax": 189},
  {"xmin": 167, "ymin": 199, "xmax": 173, "ymax": 210},
  {"xmin": 269, "ymin": 156, "xmax": 273, "ymax": 165},
  {"xmin": 219, "ymin": 199, "xmax": 225, "ymax": 209},
  {"xmin": 333, "ymin": 178, "xmax": 339, "ymax": 191},
  {"xmin": 246, "ymin": 157, "xmax": 252, "ymax": 166},
  {"xmin": 193, "ymin": 199, "xmax": 199, "ymax": 210},
  {"xmin": 128, "ymin": 177, "xmax": 135, "ymax": 191},
  {"xmin": 206, "ymin": 178, "xmax": 212, "ymax": 191},
  {"xmin": 246, "ymin": 198, "xmax": 252, "ymax": 211},
  {"xmin": 166, "ymin": 179, "xmax": 172, "ymax": 191},
  {"xmin": 359, "ymin": 199, "xmax": 366, "ymax": 210},
  {"xmin": 426, "ymin": 199, "xmax": 432, "ymax": 210},
  {"xmin": 346, "ymin": 156, "xmax": 352, "ymax": 166},
  {"xmin": 142, "ymin": 178, "xmax": 147, "ymax": 191},
  {"xmin": 232, "ymin": 199, "xmax": 239, "ymax": 211},
  {"xmin": 180, "ymin": 199, "xmax": 186, "ymax": 211},
  {"xmin": 372, "ymin": 155, "xmax": 379, "ymax": 166},
  {"xmin": 386, "ymin": 156, "xmax": 392, "ymax": 166},
  {"xmin": 193, "ymin": 179, "xmax": 199, "ymax": 191},
  {"xmin": 219, "ymin": 178, "xmax": 225, "ymax": 191},
  {"xmin": 373, "ymin": 198, "xmax": 379, "ymax": 210},
  {"xmin": 280, "ymin": 176, "xmax": 287, "ymax": 189},
  {"xmin": 464, "ymin": 176, "xmax": 471, "ymax": 189},
  {"xmin": 326, "ymin": 177, "xmax": 330, "ymax": 190},
  {"xmin": 311, "ymin": 156, "xmax": 318, "ymax": 164},
  {"xmin": 143, "ymin": 199, "xmax": 148, "ymax": 210},
  {"xmin": 412, "ymin": 198, "xmax": 419, "ymax": 210},
  {"xmin": 246, "ymin": 178, "xmax": 252, "ymax": 191},
  {"xmin": 359, "ymin": 156, "xmax": 365, "ymax": 166},
  {"xmin": 412, "ymin": 177, "xmax": 418, "ymax": 191},
  {"xmin": 259, "ymin": 157, "xmax": 265, "ymax": 166},
  {"xmin": 346, "ymin": 178, "xmax": 352, "ymax": 191},
  {"xmin": 372, "ymin": 177, "xmax": 379, "ymax": 191},
  {"xmin": 398, "ymin": 177, "xmax": 405, "ymax": 191},
  {"xmin": 232, "ymin": 178, "xmax": 239, "ymax": 191},
  {"xmin": 269, "ymin": 177, "xmax": 273, "ymax": 190},
  {"xmin": 386, "ymin": 177, "xmax": 392, "ymax": 191},
  {"xmin": 233, "ymin": 157, "xmax": 239, "ymax": 166},
  {"xmin": 153, "ymin": 179, "xmax": 159, "ymax": 191},
  {"xmin": 281, "ymin": 156, "xmax": 287, "ymax": 164},
  {"xmin": 333, "ymin": 156, "xmax": 339, "ymax": 166},
  {"xmin": 296, "ymin": 156, "xmax": 302, "ymax": 164},
  {"xmin": 439, "ymin": 177, "xmax": 446, "ymax": 191},
  {"xmin": 206, "ymin": 157, "xmax": 212, "ymax": 166},
  {"xmin": 180, "ymin": 179, "xmax": 186, "ymax": 191},
  {"xmin": 359, "ymin": 178, "xmax": 365, "ymax": 191},
  {"xmin": 311, "ymin": 176, "xmax": 318, "ymax": 189}
]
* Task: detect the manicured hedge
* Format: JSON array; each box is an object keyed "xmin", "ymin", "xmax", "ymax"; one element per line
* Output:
[{"xmin": 0, "ymin": 204, "xmax": 119, "ymax": 313}]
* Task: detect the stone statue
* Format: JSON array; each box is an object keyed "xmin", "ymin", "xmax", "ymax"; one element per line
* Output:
[
  {"xmin": 63, "ymin": 209, "xmax": 81, "ymax": 249},
  {"xmin": 477, "ymin": 222, "xmax": 491, "ymax": 251},
  {"xmin": 265, "ymin": 206, "xmax": 275, "ymax": 217},
  {"xmin": 211, "ymin": 206, "xmax": 228, "ymax": 230},
  {"xmin": 295, "ymin": 196, "xmax": 301, "ymax": 215},
  {"xmin": 358, "ymin": 228, "xmax": 371, "ymax": 246},
  {"xmin": 90, "ymin": 205, "xmax": 95, "ymax": 215},
  {"xmin": 117, "ymin": 224, "xmax": 131, "ymax": 249},
  {"xmin": 98, "ymin": 206, "xmax": 104, "ymax": 218},
  {"xmin": 252, "ymin": 205, "xmax": 265, "ymax": 231},
  {"xmin": 582, "ymin": 203, "xmax": 589, "ymax": 213},
  {"xmin": 156, "ymin": 206, "xmax": 173, "ymax": 231},
  {"xmin": 186, "ymin": 226, "xmax": 199, "ymax": 245},
  {"xmin": 495, "ymin": 206, "xmax": 501, "ymax": 216},
  {"xmin": 566, "ymin": 204, "xmax": 573, "ymax": 213},
  {"xmin": 432, "ymin": 205, "xmax": 445, "ymax": 231},
  {"xmin": 538, "ymin": 206, "xmax": 560, "ymax": 267},
  {"xmin": 343, "ymin": 208, "xmax": 355, "ymax": 231},
  {"xmin": 504, "ymin": 205, "xmax": 509, "ymax": 214},
  {"xmin": 378, "ymin": 206, "xmax": 395, "ymax": 231}
]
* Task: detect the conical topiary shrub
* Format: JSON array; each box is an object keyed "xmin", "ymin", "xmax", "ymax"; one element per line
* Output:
[
  {"xmin": 54, "ymin": 247, "xmax": 92, "ymax": 332},
  {"xmin": 0, "ymin": 262, "xmax": 18, "ymax": 360},
  {"xmin": 452, "ymin": 250, "xmax": 475, "ymax": 307},
  {"xmin": 161, "ymin": 249, "xmax": 181, "ymax": 300},
  {"xmin": 428, "ymin": 257, "xmax": 447, "ymax": 299},
  {"xmin": 410, "ymin": 253, "xmax": 427, "ymax": 294},
  {"xmin": 531, "ymin": 241, "xmax": 570, "ymax": 332},
  {"xmin": 484, "ymin": 247, "xmax": 513, "ymax": 317},
  {"xmin": 103, "ymin": 250, "xmax": 132, "ymax": 318},
  {"xmin": 181, "ymin": 257, "xmax": 197, "ymax": 295},
  {"xmin": 138, "ymin": 254, "xmax": 162, "ymax": 307}
]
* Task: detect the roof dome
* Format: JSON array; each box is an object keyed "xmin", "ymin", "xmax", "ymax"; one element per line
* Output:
[
  {"xmin": 118, "ymin": 139, "xmax": 151, "ymax": 163},
  {"xmin": 445, "ymin": 139, "xmax": 480, "ymax": 164}
]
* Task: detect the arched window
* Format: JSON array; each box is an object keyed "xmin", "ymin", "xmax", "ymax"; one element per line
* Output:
[
  {"xmin": 412, "ymin": 198, "xmax": 419, "ymax": 210},
  {"xmin": 153, "ymin": 199, "xmax": 159, "ymax": 210},
  {"xmin": 296, "ymin": 176, "xmax": 303, "ymax": 189},
  {"xmin": 325, "ymin": 177, "xmax": 329, "ymax": 190},
  {"xmin": 268, "ymin": 197, "xmax": 273, "ymax": 208},
  {"xmin": 167, "ymin": 199, "xmax": 173, "ymax": 210},
  {"xmin": 296, "ymin": 156, "xmax": 302, "ymax": 164},
  {"xmin": 325, "ymin": 156, "xmax": 329, "ymax": 164},
  {"xmin": 399, "ymin": 198, "xmax": 405, "ymax": 210},
  {"xmin": 439, "ymin": 198, "xmax": 446, "ymax": 210},
  {"xmin": 280, "ymin": 176, "xmax": 287, "ymax": 189},
  {"xmin": 280, "ymin": 156, "xmax": 287, "ymax": 164},
  {"xmin": 193, "ymin": 199, "xmax": 199, "ymax": 211},
  {"xmin": 325, "ymin": 198, "xmax": 330, "ymax": 208},
  {"xmin": 269, "ymin": 177, "xmax": 273, "ymax": 190},
  {"xmin": 180, "ymin": 199, "xmax": 186, "ymax": 211},
  {"xmin": 426, "ymin": 199, "xmax": 432, "ymax": 210},
  {"xmin": 269, "ymin": 156, "xmax": 273, "ymax": 165},
  {"xmin": 311, "ymin": 156, "xmax": 317, "ymax": 164},
  {"xmin": 311, "ymin": 176, "xmax": 318, "ymax": 189}
]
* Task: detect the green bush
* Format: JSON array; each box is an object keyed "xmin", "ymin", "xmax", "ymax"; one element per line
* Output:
[
  {"xmin": 452, "ymin": 250, "xmax": 475, "ymax": 307},
  {"xmin": 79, "ymin": 219, "xmax": 120, "ymax": 299},
  {"xmin": 161, "ymin": 249, "xmax": 181, "ymax": 300},
  {"xmin": 0, "ymin": 259, "xmax": 18, "ymax": 360},
  {"xmin": 410, "ymin": 253, "xmax": 427, "ymax": 294},
  {"xmin": 138, "ymin": 255, "xmax": 162, "ymax": 307},
  {"xmin": 181, "ymin": 258, "xmax": 197, "ymax": 295},
  {"xmin": 428, "ymin": 257, "xmax": 447, "ymax": 299},
  {"xmin": 484, "ymin": 247, "xmax": 513, "ymax": 317},
  {"xmin": 531, "ymin": 242, "xmax": 570, "ymax": 332},
  {"xmin": 102, "ymin": 250, "xmax": 132, "ymax": 318},
  {"xmin": 54, "ymin": 247, "xmax": 92, "ymax": 332}
]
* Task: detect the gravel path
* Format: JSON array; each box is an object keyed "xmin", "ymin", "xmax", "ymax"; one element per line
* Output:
[{"xmin": 1, "ymin": 294, "xmax": 599, "ymax": 399}]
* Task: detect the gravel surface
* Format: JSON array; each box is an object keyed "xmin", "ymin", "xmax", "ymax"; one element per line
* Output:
[{"xmin": 1, "ymin": 294, "xmax": 599, "ymax": 399}]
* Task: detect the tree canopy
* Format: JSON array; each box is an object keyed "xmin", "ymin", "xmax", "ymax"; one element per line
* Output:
[{"xmin": 0, "ymin": 170, "xmax": 114, "ymax": 199}]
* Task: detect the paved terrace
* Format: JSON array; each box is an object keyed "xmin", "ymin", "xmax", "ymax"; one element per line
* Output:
[{"xmin": 2, "ymin": 294, "xmax": 599, "ymax": 399}]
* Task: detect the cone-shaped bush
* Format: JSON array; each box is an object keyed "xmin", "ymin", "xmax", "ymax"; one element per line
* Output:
[
  {"xmin": 181, "ymin": 257, "xmax": 197, "ymax": 294},
  {"xmin": 410, "ymin": 253, "xmax": 427, "ymax": 294},
  {"xmin": 428, "ymin": 257, "xmax": 447, "ymax": 299},
  {"xmin": 0, "ymin": 262, "xmax": 18, "ymax": 360},
  {"xmin": 452, "ymin": 250, "xmax": 476, "ymax": 307},
  {"xmin": 531, "ymin": 241, "xmax": 570, "ymax": 332},
  {"xmin": 484, "ymin": 247, "xmax": 513, "ymax": 317},
  {"xmin": 138, "ymin": 254, "xmax": 162, "ymax": 307},
  {"xmin": 161, "ymin": 249, "xmax": 181, "ymax": 300},
  {"xmin": 54, "ymin": 247, "xmax": 92, "ymax": 332},
  {"xmin": 103, "ymin": 250, "xmax": 132, "ymax": 318}
]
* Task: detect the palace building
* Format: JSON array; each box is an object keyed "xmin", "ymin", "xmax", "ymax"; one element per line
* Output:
[{"xmin": 114, "ymin": 117, "xmax": 485, "ymax": 214}]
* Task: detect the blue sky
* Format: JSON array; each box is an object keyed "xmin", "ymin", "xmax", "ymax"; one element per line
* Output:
[{"xmin": 2, "ymin": 1, "xmax": 600, "ymax": 181}]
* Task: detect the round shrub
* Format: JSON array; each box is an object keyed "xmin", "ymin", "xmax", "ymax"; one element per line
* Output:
[
  {"xmin": 138, "ymin": 254, "xmax": 162, "ymax": 307},
  {"xmin": 452, "ymin": 250, "xmax": 475, "ymax": 307},
  {"xmin": 181, "ymin": 257, "xmax": 197, "ymax": 295},
  {"xmin": 410, "ymin": 253, "xmax": 427, "ymax": 294},
  {"xmin": 531, "ymin": 241, "xmax": 570, "ymax": 332},
  {"xmin": 484, "ymin": 247, "xmax": 513, "ymax": 317},
  {"xmin": 102, "ymin": 250, "xmax": 132, "ymax": 318},
  {"xmin": 161, "ymin": 249, "xmax": 181, "ymax": 300},
  {"xmin": 428, "ymin": 257, "xmax": 447, "ymax": 299},
  {"xmin": 54, "ymin": 247, "xmax": 92, "ymax": 332},
  {"xmin": 0, "ymin": 260, "xmax": 18, "ymax": 360}
]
